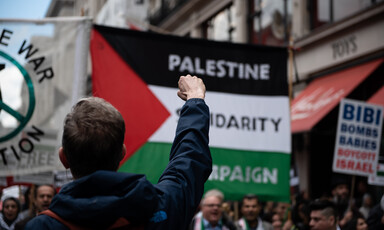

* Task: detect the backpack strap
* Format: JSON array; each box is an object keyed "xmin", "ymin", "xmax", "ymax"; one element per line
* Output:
[
  {"xmin": 107, "ymin": 217, "xmax": 133, "ymax": 230},
  {"xmin": 40, "ymin": 210, "xmax": 91, "ymax": 230}
]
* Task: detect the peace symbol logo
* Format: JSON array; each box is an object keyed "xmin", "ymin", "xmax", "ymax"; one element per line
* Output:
[{"xmin": 0, "ymin": 50, "xmax": 35, "ymax": 142}]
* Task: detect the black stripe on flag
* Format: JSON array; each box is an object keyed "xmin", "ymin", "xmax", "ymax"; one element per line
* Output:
[{"xmin": 94, "ymin": 25, "xmax": 288, "ymax": 96}]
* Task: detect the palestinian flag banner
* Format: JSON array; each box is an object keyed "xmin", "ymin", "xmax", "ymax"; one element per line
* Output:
[{"xmin": 91, "ymin": 25, "xmax": 291, "ymax": 202}]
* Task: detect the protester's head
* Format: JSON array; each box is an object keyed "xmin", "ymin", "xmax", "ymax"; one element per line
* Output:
[
  {"xmin": 309, "ymin": 199, "xmax": 338, "ymax": 230},
  {"xmin": 241, "ymin": 194, "xmax": 261, "ymax": 223},
  {"xmin": 2, "ymin": 197, "xmax": 20, "ymax": 222},
  {"xmin": 354, "ymin": 217, "xmax": 368, "ymax": 230},
  {"xmin": 201, "ymin": 189, "xmax": 224, "ymax": 227},
  {"xmin": 331, "ymin": 175, "xmax": 349, "ymax": 202},
  {"xmin": 343, "ymin": 212, "xmax": 368, "ymax": 230},
  {"xmin": 332, "ymin": 183, "xmax": 349, "ymax": 201},
  {"xmin": 361, "ymin": 194, "xmax": 373, "ymax": 208},
  {"xmin": 275, "ymin": 202, "xmax": 290, "ymax": 220},
  {"xmin": 272, "ymin": 212, "xmax": 282, "ymax": 230},
  {"xmin": 60, "ymin": 97, "xmax": 126, "ymax": 179},
  {"xmin": 264, "ymin": 201, "xmax": 275, "ymax": 214},
  {"xmin": 33, "ymin": 185, "xmax": 55, "ymax": 213}
]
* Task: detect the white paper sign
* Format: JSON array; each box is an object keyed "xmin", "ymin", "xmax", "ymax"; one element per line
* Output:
[{"xmin": 333, "ymin": 99, "xmax": 383, "ymax": 176}]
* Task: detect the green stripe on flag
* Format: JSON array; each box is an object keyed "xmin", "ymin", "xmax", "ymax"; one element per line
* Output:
[
  {"xmin": 118, "ymin": 142, "xmax": 171, "ymax": 183},
  {"xmin": 206, "ymin": 147, "xmax": 291, "ymax": 202},
  {"xmin": 119, "ymin": 142, "xmax": 291, "ymax": 202}
]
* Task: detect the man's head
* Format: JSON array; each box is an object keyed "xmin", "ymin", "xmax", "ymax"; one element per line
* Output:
[
  {"xmin": 201, "ymin": 189, "xmax": 224, "ymax": 227},
  {"xmin": 331, "ymin": 175, "xmax": 349, "ymax": 202},
  {"xmin": 275, "ymin": 202, "xmax": 290, "ymax": 220},
  {"xmin": 309, "ymin": 199, "xmax": 338, "ymax": 230},
  {"xmin": 60, "ymin": 97, "xmax": 126, "ymax": 179},
  {"xmin": 332, "ymin": 184, "xmax": 349, "ymax": 201},
  {"xmin": 241, "ymin": 194, "xmax": 261, "ymax": 223},
  {"xmin": 33, "ymin": 185, "xmax": 55, "ymax": 213}
]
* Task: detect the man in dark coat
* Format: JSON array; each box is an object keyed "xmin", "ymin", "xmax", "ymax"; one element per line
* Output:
[
  {"xmin": 366, "ymin": 195, "xmax": 384, "ymax": 230},
  {"xmin": 25, "ymin": 75, "xmax": 212, "ymax": 230}
]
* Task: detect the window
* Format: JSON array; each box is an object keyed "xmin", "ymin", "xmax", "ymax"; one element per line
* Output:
[
  {"xmin": 202, "ymin": 5, "xmax": 236, "ymax": 42},
  {"xmin": 250, "ymin": 0, "xmax": 292, "ymax": 46},
  {"xmin": 310, "ymin": 0, "xmax": 383, "ymax": 30}
]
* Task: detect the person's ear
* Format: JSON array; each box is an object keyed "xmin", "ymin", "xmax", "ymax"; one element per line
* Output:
[
  {"xmin": 329, "ymin": 216, "xmax": 335, "ymax": 226},
  {"xmin": 59, "ymin": 147, "xmax": 70, "ymax": 169},
  {"xmin": 121, "ymin": 144, "xmax": 126, "ymax": 161}
]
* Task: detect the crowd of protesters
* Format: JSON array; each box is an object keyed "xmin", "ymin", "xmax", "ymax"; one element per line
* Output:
[
  {"xmin": 0, "ymin": 75, "xmax": 383, "ymax": 229},
  {"xmin": 0, "ymin": 184, "xmax": 55, "ymax": 230},
  {"xmin": 188, "ymin": 176, "xmax": 384, "ymax": 230},
  {"xmin": 1, "ymin": 180, "xmax": 383, "ymax": 230}
]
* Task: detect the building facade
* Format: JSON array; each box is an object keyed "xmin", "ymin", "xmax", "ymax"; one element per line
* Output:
[{"xmin": 46, "ymin": 0, "xmax": 384, "ymax": 202}]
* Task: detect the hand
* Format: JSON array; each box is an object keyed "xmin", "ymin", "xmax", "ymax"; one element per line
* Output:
[
  {"xmin": 282, "ymin": 220, "xmax": 293, "ymax": 230},
  {"xmin": 177, "ymin": 75, "xmax": 206, "ymax": 101},
  {"xmin": 339, "ymin": 210, "xmax": 353, "ymax": 227}
]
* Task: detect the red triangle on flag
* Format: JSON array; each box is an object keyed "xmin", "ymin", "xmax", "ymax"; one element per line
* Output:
[{"xmin": 90, "ymin": 29, "xmax": 170, "ymax": 165}]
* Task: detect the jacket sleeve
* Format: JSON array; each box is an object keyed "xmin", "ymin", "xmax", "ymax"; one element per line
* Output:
[{"xmin": 154, "ymin": 98, "xmax": 212, "ymax": 229}]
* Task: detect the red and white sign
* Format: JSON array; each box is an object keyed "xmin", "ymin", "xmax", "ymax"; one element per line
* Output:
[{"xmin": 333, "ymin": 99, "xmax": 383, "ymax": 176}]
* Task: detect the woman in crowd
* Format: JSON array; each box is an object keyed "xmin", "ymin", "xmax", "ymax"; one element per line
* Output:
[
  {"xmin": 271, "ymin": 212, "xmax": 283, "ymax": 230},
  {"xmin": 0, "ymin": 197, "xmax": 23, "ymax": 230},
  {"xmin": 342, "ymin": 212, "xmax": 368, "ymax": 230}
]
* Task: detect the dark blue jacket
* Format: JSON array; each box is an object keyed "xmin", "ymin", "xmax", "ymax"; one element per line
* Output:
[{"xmin": 25, "ymin": 98, "xmax": 212, "ymax": 230}]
